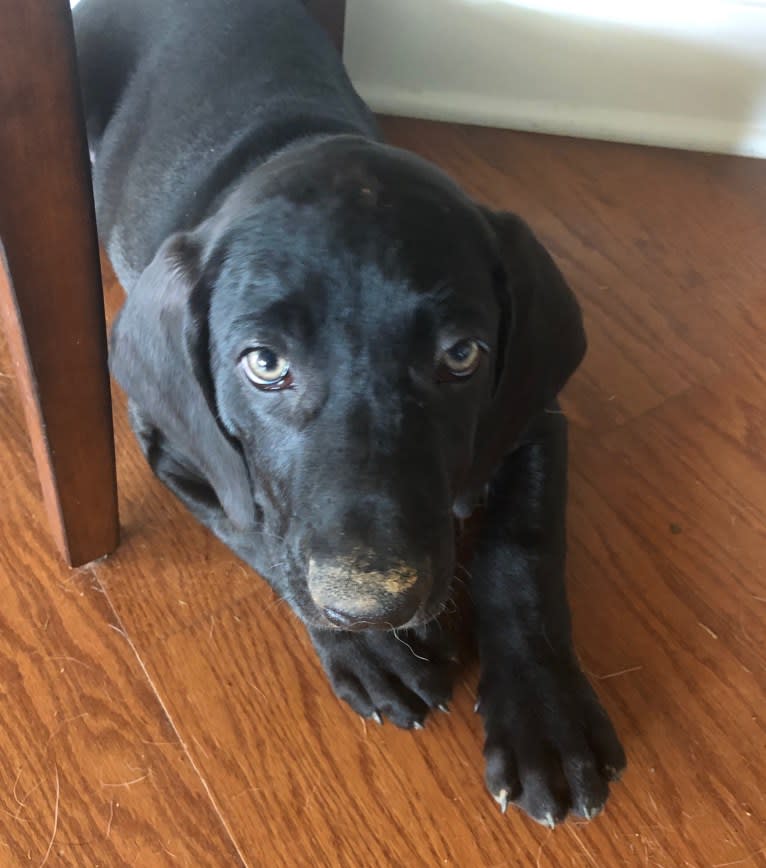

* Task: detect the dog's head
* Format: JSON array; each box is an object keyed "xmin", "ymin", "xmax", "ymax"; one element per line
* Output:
[{"xmin": 111, "ymin": 136, "xmax": 585, "ymax": 630}]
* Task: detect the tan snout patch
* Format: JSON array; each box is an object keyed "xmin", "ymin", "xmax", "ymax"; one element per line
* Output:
[
  {"xmin": 311, "ymin": 558, "xmax": 419, "ymax": 595},
  {"xmin": 307, "ymin": 555, "xmax": 421, "ymax": 614}
]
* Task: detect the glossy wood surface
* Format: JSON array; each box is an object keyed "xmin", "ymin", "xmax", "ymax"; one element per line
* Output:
[
  {"xmin": 1, "ymin": 118, "xmax": 765, "ymax": 865},
  {"xmin": 0, "ymin": 0, "xmax": 118, "ymax": 567}
]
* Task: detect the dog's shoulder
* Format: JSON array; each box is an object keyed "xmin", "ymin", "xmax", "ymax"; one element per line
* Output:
[{"xmin": 76, "ymin": 0, "xmax": 377, "ymax": 281}]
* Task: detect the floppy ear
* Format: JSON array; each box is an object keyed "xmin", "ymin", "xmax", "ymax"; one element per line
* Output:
[
  {"xmin": 110, "ymin": 233, "xmax": 255, "ymax": 530},
  {"xmin": 482, "ymin": 210, "xmax": 586, "ymax": 443}
]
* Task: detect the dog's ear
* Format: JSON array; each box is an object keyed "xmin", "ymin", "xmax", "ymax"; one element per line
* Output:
[
  {"xmin": 483, "ymin": 210, "xmax": 586, "ymax": 438},
  {"xmin": 110, "ymin": 233, "xmax": 255, "ymax": 529}
]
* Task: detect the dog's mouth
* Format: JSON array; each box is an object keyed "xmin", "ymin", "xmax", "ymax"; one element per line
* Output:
[
  {"xmin": 307, "ymin": 608, "xmax": 430, "ymax": 633},
  {"xmin": 299, "ymin": 574, "xmax": 454, "ymax": 632},
  {"xmin": 304, "ymin": 608, "xmax": 441, "ymax": 633}
]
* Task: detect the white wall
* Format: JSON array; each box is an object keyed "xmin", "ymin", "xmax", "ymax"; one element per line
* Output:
[{"xmin": 344, "ymin": 0, "xmax": 766, "ymax": 157}]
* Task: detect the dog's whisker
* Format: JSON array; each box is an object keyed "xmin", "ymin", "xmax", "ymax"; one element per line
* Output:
[
  {"xmin": 442, "ymin": 597, "xmax": 459, "ymax": 616},
  {"xmin": 455, "ymin": 562, "xmax": 473, "ymax": 582},
  {"xmin": 392, "ymin": 628, "xmax": 430, "ymax": 662},
  {"xmin": 259, "ymin": 531, "xmax": 289, "ymax": 543}
]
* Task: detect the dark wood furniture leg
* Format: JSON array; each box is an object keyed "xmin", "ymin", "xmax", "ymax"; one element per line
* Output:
[{"xmin": 0, "ymin": 0, "xmax": 119, "ymax": 566}]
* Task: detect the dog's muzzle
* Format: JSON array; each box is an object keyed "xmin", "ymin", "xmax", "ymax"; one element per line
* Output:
[{"xmin": 307, "ymin": 552, "xmax": 431, "ymax": 629}]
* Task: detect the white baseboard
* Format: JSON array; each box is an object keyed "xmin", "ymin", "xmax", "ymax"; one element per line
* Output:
[
  {"xmin": 346, "ymin": 0, "xmax": 766, "ymax": 159},
  {"xmin": 358, "ymin": 85, "xmax": 766, "ymax": 158}
]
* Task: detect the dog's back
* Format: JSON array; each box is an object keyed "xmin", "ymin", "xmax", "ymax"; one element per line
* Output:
[{"xmin": 74, "ymin": 0, "xmax": 377, "ymax": 285}]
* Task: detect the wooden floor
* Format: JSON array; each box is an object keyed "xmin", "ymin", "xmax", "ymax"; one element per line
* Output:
[{"xmin": 1, "ymin": 117, "xmax": 766, "ymax": 866}]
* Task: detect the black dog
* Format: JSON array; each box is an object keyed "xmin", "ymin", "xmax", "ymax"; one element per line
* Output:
[{"xmin": 74, "ymin": 0, "xmax": 625, "ymax": 825}]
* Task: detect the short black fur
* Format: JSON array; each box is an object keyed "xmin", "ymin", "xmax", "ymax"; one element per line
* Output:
[{"xmin": 74, "ymin": 0, "xmax": 625, "ymax": 825}]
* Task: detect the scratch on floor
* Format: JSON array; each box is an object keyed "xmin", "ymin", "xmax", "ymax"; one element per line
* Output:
[
  {"xmin": 13, "ymin": 769, "xmax": 44, "ymax": 820},
  {"xmin": 108, "ymin": 623, "xmax": 130, "ymax": 640},
  {"xmin": 43, "ymin": 656, "xmax": 95, "ymax": 672},
  {"xmin": 97, "ymin": 576, "xmax": 250, "ymax": 867},
  {"xmin": 593, "ymin": 665, "xmax": 643, "ymax": 681},
  {"xmin": 45, "ymin": 712, "xmax": 89, "ymax": 749},
  {"xmin": 566, "ymin": 825, "xmax": 600, "ymax": 868},
  {"xmin": 712, "ymin": 846, "xmax": 766, "ymax": 867},
  {"xmin": 11, "ymin": 769, "xmax": 23, "ymax": 809},
  {"xmin": 535, "ymin": 830, "xmax": 553, "ymax": 868},
  {"xmin": 38, "ymin": 766, "xmax": 59, "ymax": 868},
  {"xmin": 0, "ymin": 806, "xmax": 28, "ymax": 824},
  {"xmin": 191, "ymin": 735, "xmax": 211, "ymax": 761},
  {"xmin": 105, "ymin": 799, "xmax": 115, "ymax": 837},
  {"xmin": 246, "ymin": 681, "xmax": 268, "ymax": 702},
  {"xmin": 100, "ymin": 772, "xmax": 149, "ymax": 789},
  {"xmin": 229, "ymin": 783, "xmax": 263, "ymax": 802}
]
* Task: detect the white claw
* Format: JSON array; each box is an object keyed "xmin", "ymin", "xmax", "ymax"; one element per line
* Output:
[
  {"xmin": 370, "ymin": 711, "xmax": 383, "ymax": 725},
  {"xmin": 494, "ymin": 788, "xmax": 509, "ymax": 814},
  {"xmin": 473, "ymin": 700, "xmax": 481, "ymax": 713},
  {"xmin": 437, "ymin": 703, "xmax": 450, "ymax": 713},
  {"xmin": 412, "ymin": 721, "xmax": 424, "ymax": 730},
  {"xmin": 540, "ymin": 812, "xmax": 556, "ymax": 829},
  {"xmin": 583, "ymin": 803, "xmax": 603, "ymax": 821}
]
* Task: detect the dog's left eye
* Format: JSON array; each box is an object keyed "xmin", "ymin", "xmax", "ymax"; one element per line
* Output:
[
  {"xmin": 241, "ymin": 347, "xmax": 292, "ymax": 390},
  {"xmin": 439, "ymin": 339, "xmax": 483, "ymax": 380}
]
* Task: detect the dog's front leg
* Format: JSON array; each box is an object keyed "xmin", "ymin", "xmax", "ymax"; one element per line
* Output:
[{"xmin": 471, "ymin": 407, "xmax": 625, "ymax": 826}]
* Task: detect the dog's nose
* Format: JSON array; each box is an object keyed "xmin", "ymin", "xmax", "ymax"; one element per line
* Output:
[
  {"xmin": 320, "ymin": 597, "xmax": 418, "ymax": 630},
  {"xmin": 308, "ymin": 554, "xmax": 427, "ymax": 629}
]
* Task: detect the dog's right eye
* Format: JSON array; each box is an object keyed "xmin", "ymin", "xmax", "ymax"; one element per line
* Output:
[
  {"xmin": 437, "ymin": 338, "xmax": 484, "ymax": 381},
  {"xmin": 241, "ymin": 347, "xmax": 293, "ymax": 390}
]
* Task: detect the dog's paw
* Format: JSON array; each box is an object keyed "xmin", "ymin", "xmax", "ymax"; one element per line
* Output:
[
  {"xmin": 477, "ymin": 655, "xmax": 625, "ymax": 826},
  {"xmin": 310, "ymin": 621, "xmax": 458, "ymax": 729}
]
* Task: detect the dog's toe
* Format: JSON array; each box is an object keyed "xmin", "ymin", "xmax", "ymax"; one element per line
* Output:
[{"xmin": 312, "ymin": 620, "xmax": 458, "ymax": 729}]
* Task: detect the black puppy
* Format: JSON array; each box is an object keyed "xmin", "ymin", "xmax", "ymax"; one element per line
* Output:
[{"xmin": 74, "ymin": 0, "xmax": 625, "ymax": 825}]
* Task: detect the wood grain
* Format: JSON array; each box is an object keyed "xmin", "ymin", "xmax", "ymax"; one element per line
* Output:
[
  {"xmin": 2, "ymin": 116, "xmax": 766, "ymax": 864},
  {"xmin": 0, "ymin": 0, "xmax": 118, "ymax": 567},
  {"xmin": 0, "ymin": 331, "xmax": 242, "ymax": 866}
]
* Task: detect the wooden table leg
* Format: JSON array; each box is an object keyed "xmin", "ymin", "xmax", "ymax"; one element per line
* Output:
[{"xmin": 0, "ymin": 0, "xmax": 119, "ymax": 567}]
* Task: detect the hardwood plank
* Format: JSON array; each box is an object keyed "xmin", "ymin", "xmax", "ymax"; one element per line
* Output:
[
  {"xmin": 564, "ymin": 369, "xmax": 766, "ymax": 867},
  {"xmin": 0, "ymin": 335, "xmax": 242, "ymax": 865},
  {"xmin": 6, "ymin": 119, "xmax": 765, "ymax": 864}
]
